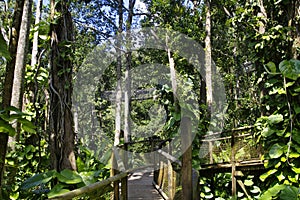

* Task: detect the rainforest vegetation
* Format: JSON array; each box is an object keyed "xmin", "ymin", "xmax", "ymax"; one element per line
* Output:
[{"xmin": 0, "ymin": 0, "xmax": 299, "ymax": 199}]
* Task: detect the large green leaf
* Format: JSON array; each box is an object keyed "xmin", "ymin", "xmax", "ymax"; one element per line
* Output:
[
  {"xmin": 56, "ymin": 169, "xmax": 82, "ymax": 184},
  {"xmin": 279, "ymin": 186, "xmax": 299, "ymax": 200},
  {"xmin": 0, "ymin": 120, "xmax": 16, "ymax": 136},
  {"xmin": 21, "ymin": 170, "xmax": 56, "ymax": 190},
  {"xmin": 269, "ymin": 143, "xmax": 284, "ymax": 159},
  {"xmin": 261, "ymin": 127, "xmax": 275, "ymax": 137},
  {"xmin": 259, "ymin": 184, "xmax": 285, "ymax": 199},
  {"xmin": 47, "ymin": 184, "xmax": 70, "ymax": 198},
  {"xmin": 267, "ymin": 114, "xmax": 283, "ymax": 125},
  {"xmin": 279, "ymin": 59, "xmax": 300, "ymax": 80},
  {"xmin": 79, "ymin": 171, "xmax": 97, "ymax": 186}
]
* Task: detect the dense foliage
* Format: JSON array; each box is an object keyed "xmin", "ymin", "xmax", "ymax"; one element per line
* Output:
[{"xmin": 0, "ymin": 0, "xmax": 299, "ymax": 199}]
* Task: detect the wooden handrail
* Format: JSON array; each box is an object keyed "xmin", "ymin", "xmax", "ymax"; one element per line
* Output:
[
  {"xmin": 157, "ymin": 149, "xmax": 181, "ymax": 166},
  {"xmin": 201, "ymin": 133, "xmax": 253, "ymax": 142},
  {"xmin": 48, "ymin": 172, "xmax": 128, "ymax": 200},
  {"xmin": 200, "ymin": 125, "xmax": 254, "ymax": 138},
  {"xmin": 48, "ymin": 165, "xmax": 154, "ymax": 200}
]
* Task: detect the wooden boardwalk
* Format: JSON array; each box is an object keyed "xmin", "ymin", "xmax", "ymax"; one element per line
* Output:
[{"xmin": 128, "ymin": 168, "xmax": 164, "ymax": 200}]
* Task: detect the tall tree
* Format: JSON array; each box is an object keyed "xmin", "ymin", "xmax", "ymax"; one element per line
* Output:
[
  {"xmin": 11, "ymin": 0, "xmax": 33, "ymax": 139},
  {"xmin": 0, "ymin": 0, "xmax": 25, "ymax": 194},
  {"xmin": 205, "ymin": 0, "xmax": 212, "ymax": 112},
  {"xmin": 31, "ymin": 0, "xmax": 43, "ymax": 67},
  {"xmin": 111, "ymin": 0, "xmax": 123, "ymax": 198},
  {"xmin": 124, "ymin": 0, "xmax": 135, "ymax": 147},
  {"xmin": 49, "ymin": 0, "xmax": 76, "ymax": 171}
]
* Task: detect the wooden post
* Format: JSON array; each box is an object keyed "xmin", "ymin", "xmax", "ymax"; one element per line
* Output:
[
  {"xmin": 114, "ymin": 147, "xmax": 127, "ymax": 200},
  {"xmin": 192, "ymin": 169, "xmax": 200, "ymax": 200},
  {"xmin": 231, "ymin": 131, "xmax": 236, "ymax": 198},
  {"xmin": 181, "ymin": 117, "xmax": 192, "ymax": 200},
  {"xmin": 208, "ymin": 141, "xmax": 213, "ymax": 164},
  {"xmin": 168, "ymin": 142, "xmax": 175, "ymax": 199},
  {"xmin": 157, "ymin": 161, "xmax": 164, "ymax": 188},
  {"xmin": 111, "ymin": 157, "xmax": 119, "ymax": 200}
]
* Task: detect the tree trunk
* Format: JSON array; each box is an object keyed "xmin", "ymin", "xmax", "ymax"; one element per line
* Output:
[
  {"xmin": 205, "ymin": 0, "xmax": 212, "ymax": 112},
  {"xmin": 49, "ymin": 0, "xmax": 76, "ymax": 172},
  {"xmin": 11, "ymin": 0, "xmax": 33, "ymax": 139},
  {"xmin": 124, "ymin": 0, "xmax": 135, "ymax": 146},
  {"xmin": 111, "ymin": 0, "xmax": 123, "ymax": 199},
  {"xmin": 31, "ymin": 0, "xmax": 43, "ymax": 67},
  {"xmin": 0, "ymin": 0, "xmax": 25, "ymax": 195}
]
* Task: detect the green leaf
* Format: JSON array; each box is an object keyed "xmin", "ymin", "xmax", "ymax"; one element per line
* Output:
[
  {"xmin": 266, "ymin": 62, "xmax": 277, "ymax": 73},
  {"xmin": 292, "ymin": 166, "xmax": 300, "ymax": 173},
  {"xmin": 0, "ymin": 120, "xmax": 16, "ymax": 136},
  {"xmin": 21, "ymin": 170, "xmax": 56, "ymax": 190},
  {"xmin": 0, "ymin": 31, "xmax": 11, "ymax": 61},
  {"xmin": 292, "ymin": 131, "xmax": 300, "ymax": 144},
  {"xmin": 279, "ymin": 59, "xmax": 300, "ymax": 80},
  {"xmin": 279, "ymin": 186, "xmax": 299, "ymax": 200},
  {"xmin": 260, "ymin": 169, "xmax": 277, "ymax": 181},
  {"xmin": 244, "ymin": 179, "xmax": 254, "ymax": 186},
  {"xmin": 269, "ymin": 143, "xmax": 284, "ymax": 159},
  {"xmin": 39, "ymin": 35, "xmax": 48, "ymax": 40},
  {"xmin": 47, "ymin": 184, "xmax": 70, "ymax": 198},
  {"xmin": 22, "ymin": 125, "xmax": 36, "ymax": 134},
  {"xmin": 259, "ymin": 184, "xmax": 285, "ymax": 199},
  {"xmin": 250, "ymin": 186, "xmax": 261, "ymax": 194},
  {"xmin": 76, "ymin": 157, "xmax": 85, "ymax": 172},
  {"xmin": 9, "ymin": 192, "xmax": 19, "ymax": 200},
  {"xmin": 276, "ymin": 172, "xmax": 285, "ymax": 181},
  {"xmin": 56, "ymin": 169, "xmax": 82, "ymax": 184},
  {"xmin": 261, "ymin": 127, "xmax": 275, "ymax": 137},
  {"xmin": 267, "ymin": 114, "xmax": 283, "ymax": 125},
  {"xmin": 173, "ymin": 112, "xmax": 181, "ymax": 121},
  {"xmin": 79, "ymin": 171, "xmax": 97, "ymax": 186}
]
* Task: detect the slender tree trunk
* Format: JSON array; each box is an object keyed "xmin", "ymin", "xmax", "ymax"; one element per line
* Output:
[
  {"xmin": 111, "ymin": 0, "xmax": 123, "ymax": 199},
  {"xmin": 205, "ymin": 0, "xmax": 212, "ymax": 112},
  {"xmin": 288, "ymin": 0, "xmax": 300, "ymax": 59},
  {"xmin": 124, "ymin": 0, "xmax": 135, "ymax": 146},
  {"xmin": 0, "ymin": 0, "xmax": 24, "ymax": 195},
  {"xmin": 257, "ymin": 0, "xmax": 267, "ymax": 117},
  {"xmin": 114, "ymin": 0, "xmax": 123, "ymax": 147},
  {"xmin": 49, "ymin": 0, "xmax": 76, "ymax": 172},
  {"xmin": 31, "ymin": 0, "xmax": 43, "ymax": 67},
  {"xmin": 11, "ymin": 0, "xmax": 33, "ymax": 139}
]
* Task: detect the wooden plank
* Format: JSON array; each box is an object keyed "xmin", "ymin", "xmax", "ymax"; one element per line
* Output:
[
  {"xmin": 201, "ymin": 133, "xmax": 252, "ymax": 142},
  {"xmin": 101, "ymin": 88, "xmax": 156, "ymax": 101},
  {"xmin": 157, "ymin": 149, "xmax": 182, "ymax": 166},
  {"xmin": 153, "ymin": 180, "xmax": 169, "ymax": 200},
  {"xmin": 237, "ymin": 179, "xmax": 251, "ymax": 198}
]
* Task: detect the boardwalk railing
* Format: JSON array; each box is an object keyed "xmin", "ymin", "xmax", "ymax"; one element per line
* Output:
[
  {"xmin": 199, "ymin": 126, "xmax": 265, "ymax": 198},
  {"xmin": 153, "ymin": 140, "xmax": 200, "ymax": 200},
  {"xmin": 49, "ymin": 126, "xmax": 263, "ymax": 199},
  {"xmin": 48, "ymin": 172, "xmax": 127, "ymax": 200},
  {"xmin": 200, "ymin": 126, "xmax": 262, "ymax": 165}
]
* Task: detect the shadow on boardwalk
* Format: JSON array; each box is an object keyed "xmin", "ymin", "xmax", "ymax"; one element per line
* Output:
[{"xmin": 128, "ymin": 168, "xmax": 164, "ymax": 200}]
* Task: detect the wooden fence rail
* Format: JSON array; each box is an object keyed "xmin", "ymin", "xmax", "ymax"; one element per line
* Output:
[{"xmin": 48, "ymin": 172, "xmax": 128, "ymax": 200}]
